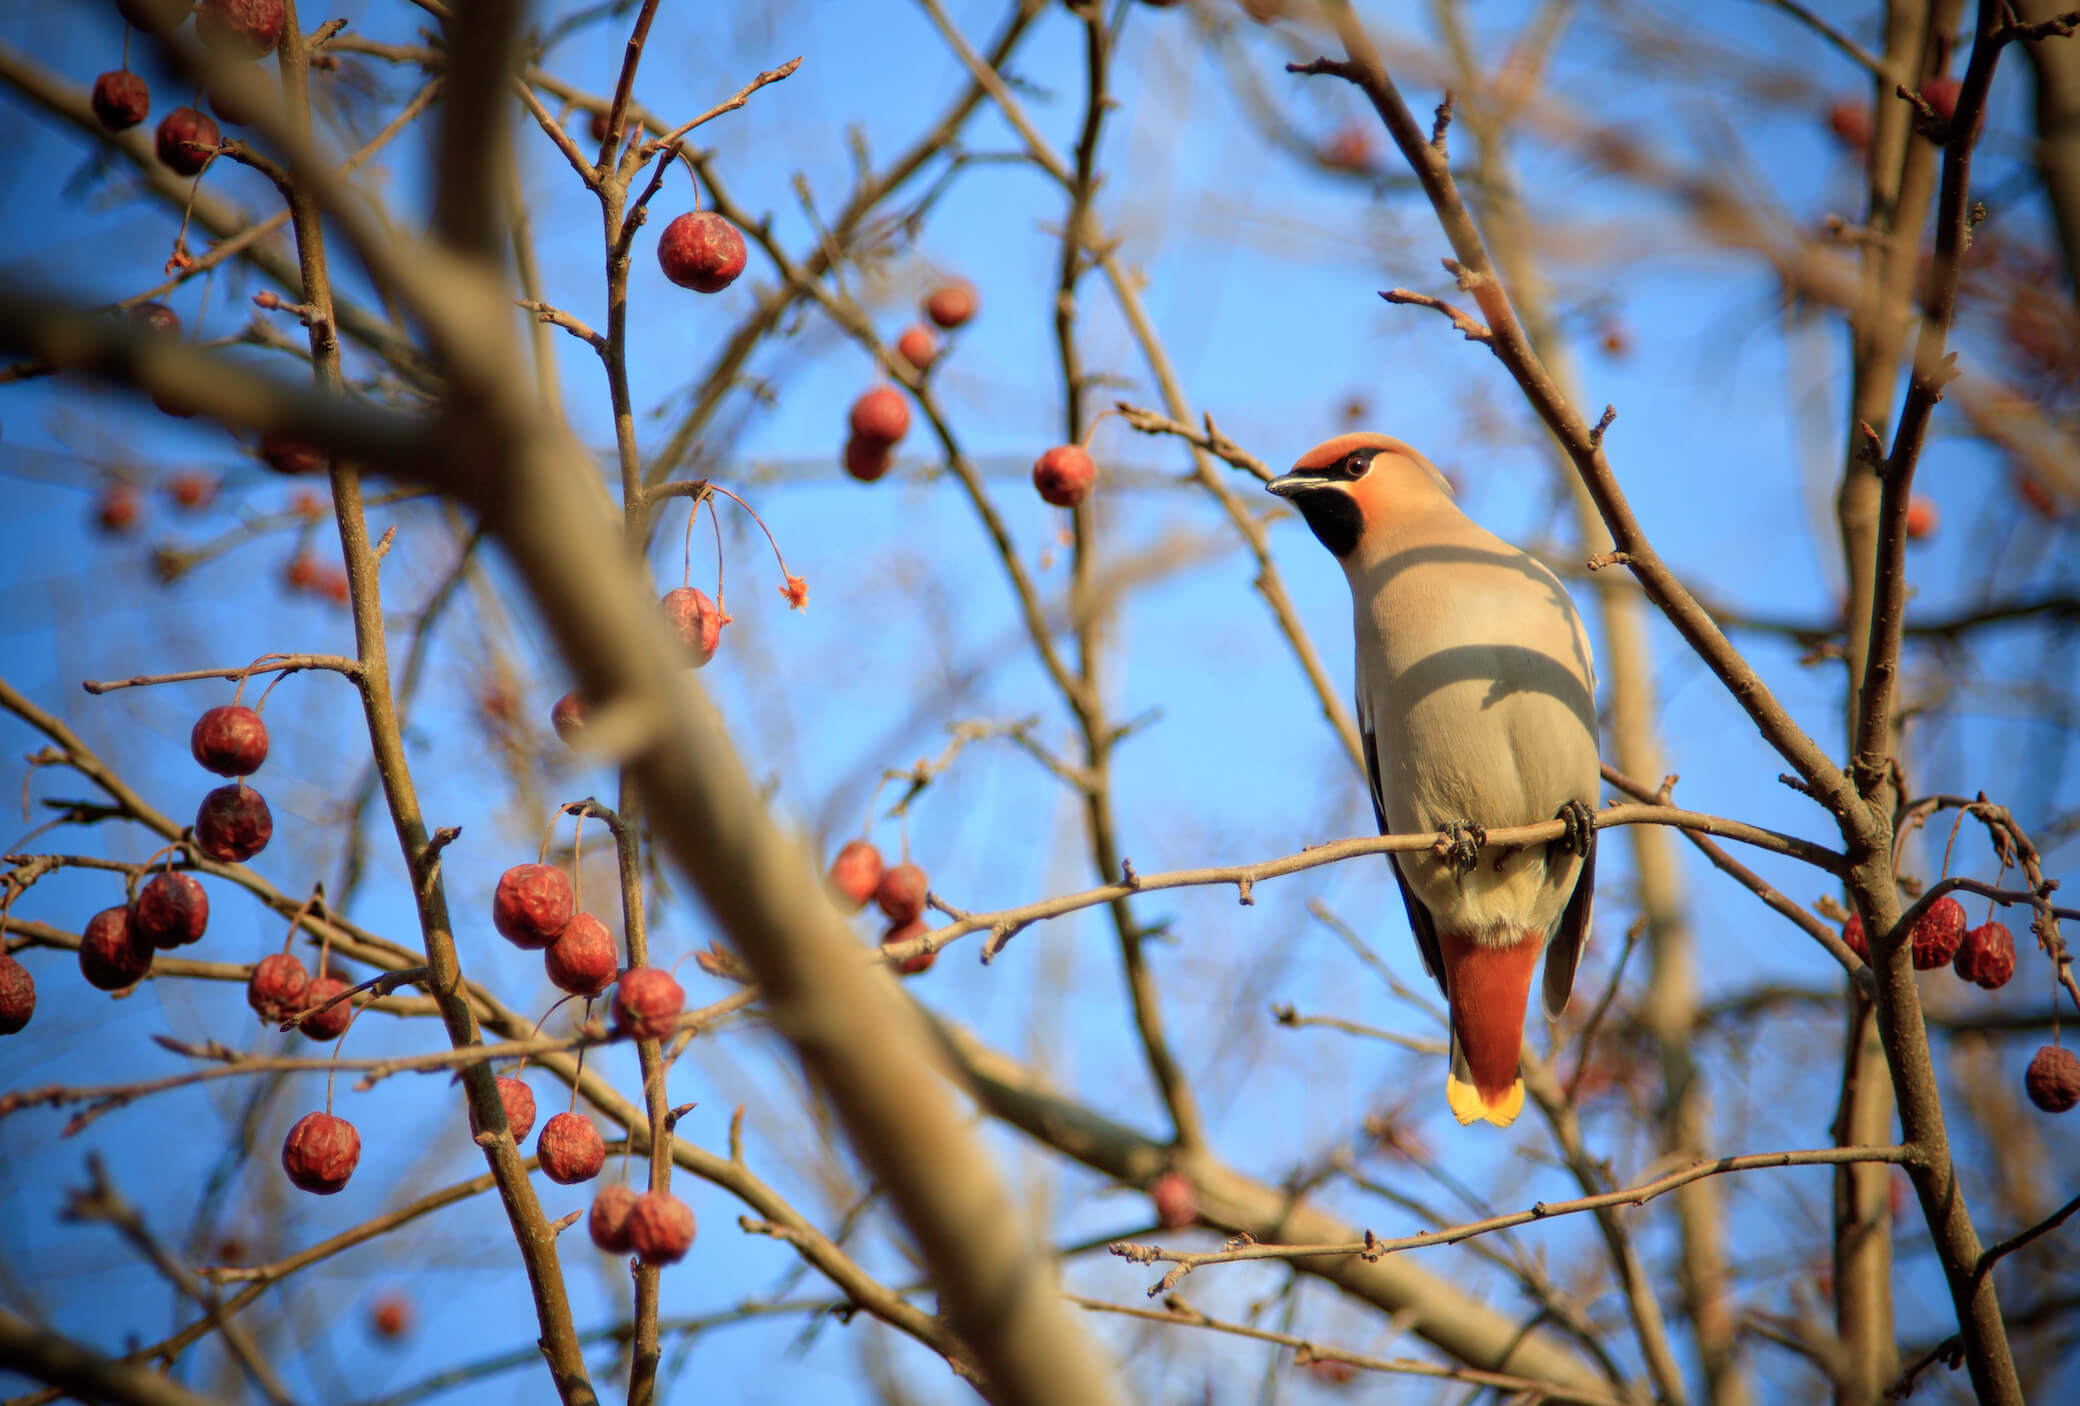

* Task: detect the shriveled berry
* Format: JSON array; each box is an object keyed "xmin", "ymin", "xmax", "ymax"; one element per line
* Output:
[
  {"xmin": 2025, "ymin": 1045, "xmax": 2080, "ymax": 1113},
  {"xmin": 191, "ymin": 704, "xmax": 269, "ymax": 776},
  {"xmin": 493, "ymin": 864, "xmax": 574, "ymax": 950},
  {"xmin": 537, "ymin": 1111, "xmax": 607, "ymax": 1184},
  {"xmin": 80, "ymin": 905, "xmax": 153, "ymax": 990},
  {"xmin": 470, "ymin": 1075, "xmax": 537, "ymax": 1142},
  {"xmin": 132, "ymin": 872, "xmax": 208, "ymax": 949},
  {"xmin": 923, "ymin": 281, "xmax": 977, "ymax": 329},
  {"xmin": 1910, "ymin": 896, "xmax": 1967, "ymax": 970},
  {"xmin": 1842, "ymin": 913, "xmax": 1868, "ymax": 962},
  {"xmin": 1827, "ymin": 97, "xmax": 1872, "ymax": 150},
  {"xmin": 895, "ymin": 325, "xmax": 938, "ymax": 370},
  {"xmin": 550, "ymin": 692, "xmax": 588, "ymax": 746},
  {"xmin": 369, "ymin": 1292, "xmax": 412, "ymax": 1341},
  {"xmin": 627, "ymin": 1190, "xmax": 696, "ymax": 1265},
  {"xmin": 881, "ymin": 917, "xmax": 934, "ymax": 975},
  {"xmin": 167, "ymin": 472, "xmax": 218, "ymax": 510},
  {"xmin": 1032, "ymin": 444, "xmax": 1097, "ymax": 508},
  {"xmin": 297, "ymin": 975, "xmax": 354, "ymax": 1041},
  {"xmin": 842, "ymin": 435, "xmax": 892, "ymax": 483},
  {"xmin": 545, "ymin": 912, "xmax": 618, "ymax": 997},
  {"xmin": 95, "ymin": 485, "xmax": 140, "ymax": 534},
  {"xmin": 1320, "ymin": 124, "xmax": 1371, "ymax": 171},
  {"xmin": 0, "ymin": 953, "xmax": 34, "ymax": 1034},
  {"xmin": 197, "ymin": 0, "xmax": 285, "ymax": 60},
  {"xmin": 657, "ymin": 211, "xmax": 747, "ymax": 293},
  {"xmin": 849, "ymin": 387, "xmax": 910, "ymax": 446},
  {"xmin": 1904, "ymin": 496, "xmax": 1938, "ymax": 541},
  {"xmin": 155, "ymin": 107, "xmax": 221, "ymax": 176},
  {"xmin": 1921, "ymin": 76, "xmax": 1961, "ymax": 122},
  {"xmin": 1151, "ymin": 1171, "xmax": 1197, "ymax": 1229},
  {"xmin": 195, "ymin": 783, "xmax": 272, "ymax": 862},
  {"xmin": 612, "ymin": 965, "xmax": 684, "ymax": 1041},
  {"xmin": 247, "ymin": 952, "xmax": 310, "ymax": 1022},
  {"xmin": 282, "ymin": 1111, "xmax": 360, "ymax": 1193},
  {"xmin": 259, "ymin": 432, "xmax": 325, "ymax": 475},
  {"xmin": 829, "ymin": 840, "xmax": 884, "ymax": 911},
  {"xmin": 1954, "ymin": 921, "xmax": 2016, "ymax": 991},
  {"xmin": 91, "ymin": 71, "xmax": 151, "ymax": 131},
  {"xmin": 661, "ymin": 587, "xmax": 725, "ymax": 667},
  {"xmin": 874, "ymin": 863, "xmax": 928, "ymax": 925},
  {"xmin": 588, "ymin": 1184, "xmax": 638, "ymax": 1252}
]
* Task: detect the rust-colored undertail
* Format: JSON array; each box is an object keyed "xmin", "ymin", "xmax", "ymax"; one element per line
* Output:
[{"xmin": 1439, "ymin": 933, "xmax": 1541, "ymax": 1127}]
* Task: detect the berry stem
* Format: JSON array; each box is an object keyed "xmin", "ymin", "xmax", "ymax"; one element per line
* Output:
[
  {"xmin": 702, "ymin": 482, "xmax": 799, "ymax": 593},
  {"xmin": 1078, "ymin": 406, "xmax": 1122, "ymax": 450},
  {"xmin": 233, "ymin": 653, "xmax": 294, "ymax": 708},
  {"xmin": 515, "ymin": 994, "xmax": 580, "ymax": 1076},
  {"xmin": 121, "ymin": 28, "xmax": 130, "ymax": 73},
  {"xmin": 570, "ymin": 1004, "xmax": 590, "ymax": 1114},
  {"xmin": 279, "ymin": 885, "xmax": 322, "ymax": 956}
]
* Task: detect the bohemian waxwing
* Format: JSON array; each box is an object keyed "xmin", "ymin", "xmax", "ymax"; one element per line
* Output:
[{"xmin": 1269, "ymin": 433, "xmax": 1599, "ymax": 1127}]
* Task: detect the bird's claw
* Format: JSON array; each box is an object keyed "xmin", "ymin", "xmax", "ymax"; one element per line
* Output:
[
  {"xmin": 1550, "ymin": 799, "xmax": 1594, "ymax": 860},
  {"xmin": 1435, "ymin": 820, "xmax": 1487, "ymax": 876}
]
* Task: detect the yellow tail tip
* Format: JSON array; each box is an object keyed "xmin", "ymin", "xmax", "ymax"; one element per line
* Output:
[{"xmin": 1446, "ymin": 1073, "xmax": 1525, "ymax": 1128}]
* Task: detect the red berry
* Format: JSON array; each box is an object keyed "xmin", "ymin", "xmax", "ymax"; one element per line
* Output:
[
  {"xmin": 1032, "ymin": 444, "xmax": 1097, "ymax": 508},
  {"xmin": 297, "ymin": 975, "xmax": 354, "ymax": 1041},
  {"xmin": 881, "ymin": 917, "xmax": 934, "ymax": 975},
  {"xmin": 1910, "ymin": 896, "xmax": 1967, "ymax": 970},
  {"xmin": 1953, "ymin": 921, "xmax": 2015, "ymax": 990},
  {"xmin": 369, "ymin": 1292, "xmax": 412, "ymax": 1341},
  {"xmin": 470, "ymin": 1075, "xmax": 537, "ymax": 1142},
  {"xmin": 284, "ymin": 556, "xmax": 319, "ymax": 591},
  {"xmin": 1921, "ymin": 76, "xmax": 1960, "ymax": 122},
  {"xmin": 588, "ymin": 1184, "xmax": 638, "ymax": 1252},
  {"xmin": 923, "ymin": 282, "xmax": 977, "ymax": 330},
  {"xmin": 196, "ymin": 0, "xmax": 284, "ymax": 60},
  {"xmin": 551, "ymin": 692, "xmax": 588, "ymax": 745},
  {"xmin": 132, "ymin": 872, "xmax": 208, "ymax": 949},
  {"xmin": 657, "ymin": 211, "xmax": 747, "ymax": 293},
  {"xmin": 612, "ymin": 966, "xmax": 684, "ymax": 1041},
  {"xmin": 874, "ymin": 863, "xmax": 929, "ymax": 925},
  {"xmin": 0, "ymin": 953, "xmax": 34, "ymax": 1035},
  {"xmin": 849, "ymin": 387, "xmax": 910, "ymax": 446},
  {"xmin": 661, "ymin": 587, "xmax": 725, "ymax": 667},
  {"xmin": 1320, "ymin": 124, "xmax": 1371, "ymax": 171},
  {"xmin": 537, "ymin": 1111, "xmax": 606, "ymax": 1184},
  {"xmin": 1841, "ymin": 913, "xmax": 1868, "ymax": 961},
  {"xmin": 282, "ymin": 1111, "xmax": 360, "ymax": 1194},
  {"xmin": 627, "ymin": 1190, "xmax": 696, "ymax": 1265},
  {"xmin": 167, "ymin": 472, "xmax": 218, "ymax": 511},
  {"xmin": 2026, "ymin": 1046, "xmax": 2080, "ymax": 1113},
  {"xmin": 191, "ymin": 704, "xmax": 269, "ymax": 776},
  {"xmin": 91, "ymin": 71, "xmax": 151, "ymax": 132},
  {"xmin": 493, "ymin": 864, "xmax": 574, "ymax": 950},
  {"xmin": 195, "ymin": 783, "xmax": 272, "ymax": 862},
  {"xmin": 155, "ymin": 107, "xmax": 221, "ymax": 176},
  {"xmin": 588, "ymin": 109, "xmax": 620, "ymax": 144},
  {"xmin": 842, "ymin": 435, "xmax": 892, "ymax": 483},
  {"xmin": 80, "ymin": 905, "xmax": 153, "ymax": 990},
  {"xmin": 545, "ymin": 912, "xmax": 618, "ymax": 997},
  {"xmin": 313, "ymin": 567, "xmax": 350, "ymax": 606},
  {"xmin": 130, "ymin": 301, "xmax": 180, "ymax": 337},
  {"xmin": 247, "ymin": 952, "xmax": 310, "ymax": 1022},
  {"xmin": 1152, "ymin": 1171, "xmax": 1197, "ymax": 1229},
  {"xmin": 117, "ymin": 0, "xmax": 193, "ymax": 35},
  {"xmin": 895, "ymin": 325, "xmax": 938, "ymax": 370},
  {"xmin": 95, "ymin": 484, "xmax": 140, "ymax": 534},
  {"xmin": 1904, "ymin": 496, "xmax": 1938, "ymax": 541},
  {"xmin": 828, "ymin": 840, "xmax": 884, "ymax": 911},
  {"xmin": 1826, "ymin": 98, "xmax": 1872, "ymax": 151},
  {"xmin": 259, "ymin": 431, "xmax": 325, "ymax": 475}
]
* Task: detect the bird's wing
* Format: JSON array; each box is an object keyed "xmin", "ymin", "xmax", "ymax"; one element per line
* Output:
[
  {"xmin": 1541, "ymin": 836, "xmax": 1595, "ymax": 1020},
  {"xmin": 1362, "ymin": 710, "xmax": 1445, "ymax": 994}
]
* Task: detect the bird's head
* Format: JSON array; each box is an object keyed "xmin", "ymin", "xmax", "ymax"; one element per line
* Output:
[{"xmin": 1266, "ymin": 433, "xmax": 1453, "ymax": 559}]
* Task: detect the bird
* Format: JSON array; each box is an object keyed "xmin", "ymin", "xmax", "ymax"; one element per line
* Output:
[{"xmin": 1268, "ymin": 433, "xmax": 1599, "ymax": 1127}]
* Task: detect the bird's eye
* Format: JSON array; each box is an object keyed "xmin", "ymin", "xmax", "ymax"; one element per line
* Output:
[{"xmin": 1338, "ymin": 450, "xmax": 1375, "ymax": 480}]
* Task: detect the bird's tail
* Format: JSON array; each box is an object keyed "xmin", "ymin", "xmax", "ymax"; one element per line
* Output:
[{"xmin": 1439, "ymin": 932, "xmax": 1540, "ymax": 1128}]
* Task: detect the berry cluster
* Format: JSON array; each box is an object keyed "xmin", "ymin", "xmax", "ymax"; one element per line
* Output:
[{"xmin": 827, "ymin": 839, "xmax": 936, "ymax": 974}]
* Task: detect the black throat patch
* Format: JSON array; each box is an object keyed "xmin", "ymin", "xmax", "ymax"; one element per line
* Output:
[{"xmin": 1293, "ymin": 490, "xmax": 1363, "ymax": 559}]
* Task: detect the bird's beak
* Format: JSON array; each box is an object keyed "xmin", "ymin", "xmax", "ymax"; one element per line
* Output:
[{"xmin": 1265, "ymin": 472, "xmax": 1312, "ymax": 500}]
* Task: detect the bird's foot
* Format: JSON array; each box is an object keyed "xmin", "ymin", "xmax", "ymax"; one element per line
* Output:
[
  {"xmin": 1434, "ymin": 819, "xmax": 1487, "ymax": 876},
  {"xmin": 1549, "ymin": 798, "xmax": 1595, "ymax": 860}
]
